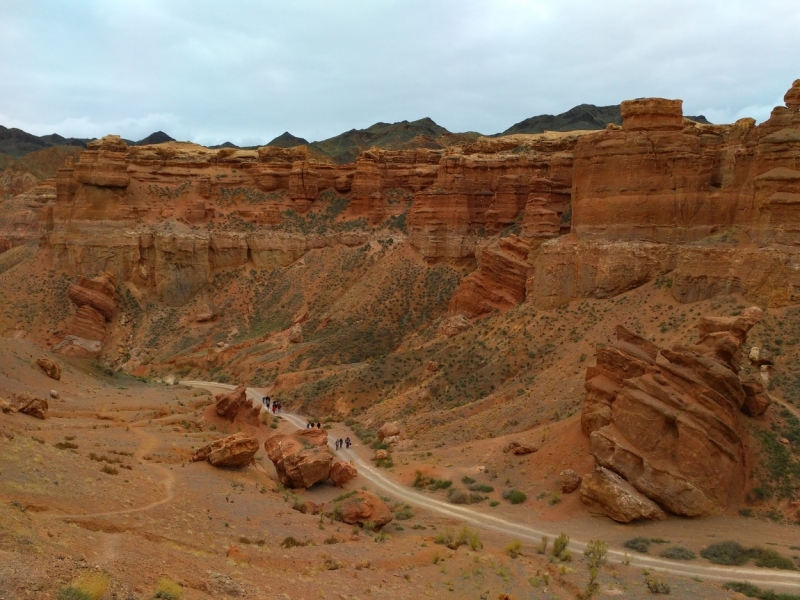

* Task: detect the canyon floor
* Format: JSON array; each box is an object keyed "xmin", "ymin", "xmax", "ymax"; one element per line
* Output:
[{"xmin": 2, "ymin": 335, "xmax": 799, "ymax": 600}]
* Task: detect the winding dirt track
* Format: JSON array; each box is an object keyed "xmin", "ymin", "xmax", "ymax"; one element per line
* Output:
[{"xmin": 183, "ymin": 380, "xmax": 800, "ymax": 590}]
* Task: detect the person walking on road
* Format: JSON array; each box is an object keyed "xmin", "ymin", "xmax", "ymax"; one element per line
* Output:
[{"xmin": 345, "ymin": 437, "xmax": 351, "ymax": 449}]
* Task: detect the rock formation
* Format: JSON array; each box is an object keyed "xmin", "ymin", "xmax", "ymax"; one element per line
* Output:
[
  {"xmin": 191, "ymin": 433, "xmax": 259, "ymax": 468},
  {"xmin": 53, "ymin": 272, "xmax": 118, "ymax": 359},
  {"xmin": 580, "ymin": 308, "xmax": 765, "ymax": 520}
]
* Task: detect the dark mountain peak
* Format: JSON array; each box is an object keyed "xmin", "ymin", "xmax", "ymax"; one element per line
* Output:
[
  {"xmin": 135, "ymin": 131, "xmax": 175, "ymax": 146},
  {"xmin": 209, "ymin": 141, "xmax": 239, "ymax": 149},
  {"xmin": 267, "ymin": 132, "xmax": 309, "ymax": 148}
]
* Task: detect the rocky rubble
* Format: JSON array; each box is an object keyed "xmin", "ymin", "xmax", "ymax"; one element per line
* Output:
[
  {"xmin": 579, "ymin": 307, "xmax": 767, "ymax": 521},
  {"xmin": 2, "ymin": 392, "xmax": 49, "ymax": 419}
]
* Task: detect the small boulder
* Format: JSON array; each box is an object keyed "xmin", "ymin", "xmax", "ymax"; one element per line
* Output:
[
  {"xmin": 330, "ymin": 460, "xmax": 358, "ymax": 487},
  {"xmin": 512, "ymin": 444, "xmax": 537, "ymax": 456},
  {"xmin": 338, "ymin": 491, "xmax": 393, "ymax": 529},
  {"xmin": 383, "ymin": 435, "xmax": 400, "ymax": 445},
  {"xmin": 49, "ymin": 390, "xmax": 59, "ymax": 399},
  {"xmin": 191, "ymin": 433, "xmax": 259, "ymax": 468},
  {"xmin": 288, "ymin": 323, "xmax": 303, "ymax": 343},
  {"xmin": 375, "ymin": 449, "xmax": 389, "ymax": 461},
  {"xmin": 560, "ymin": 469, "xmax": 582, "ymax": 494},
  {"xmin": 0, "ymin": 398, "xmax": 13, "ymax": 413},
  {"xmin": 579, "ymin": 467, "xmax": 666, "ymax": 523},
  {"xmin": 439, "ymin": 314, "xmax": 472, "ymax": 338},
  {"xmin": 36, "ymin": 357, "xmax": 61, "ymax": 380},
  {"xmin": 780, "ymin": 437, "xmax": 791, "ymax": 446},
  {"xmin": 749, "ymin": 346, "xmax": 774, "ymax": 367},
  {"xmin": 503, "ymin": 441, "xmax": 520, "ymax": 454},
  {"xmin": 14, "ymin": 392, "xmax": 48, "ymax": 419},
  {"xmin": 377, "ymin": 422, "xmax": 400, "ymax": 441},
  {"xmin": 214, "ymin": 385, "xmax": 249, "ymax": 420},
  {"xmin": 426, "ymin": 361, "xmax": 439, "ymax": 373}
]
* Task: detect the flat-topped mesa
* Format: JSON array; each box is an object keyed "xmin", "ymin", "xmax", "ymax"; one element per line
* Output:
[
  {"xmin": 579, "ymin": 308, "xmax": 768, "ymax": 521},
  {"xmin": 620, "ymin": 98, "xmax": 684, "ymax": 131}
]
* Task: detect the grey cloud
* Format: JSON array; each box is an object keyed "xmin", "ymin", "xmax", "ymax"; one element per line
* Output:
[{"xmin": 1, "ymin": 0, "xmax": 798, "ymax": 146}]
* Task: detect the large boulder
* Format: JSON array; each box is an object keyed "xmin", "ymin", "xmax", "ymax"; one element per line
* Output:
[
  {"xmin": 214, "ymin": 385, "xmax": 249, "ymax": 420},
  {"xmin": 330, "ymin": 460, "xmax": 358, "ymax": 487},
  {"xmin": 264, "ymin": 432, "xmax": 333, "ymax": 489},
  {"xmin": 191, "ymin": 433, "xmax": 259, "ymax": 468},
  {"xmin": 580, "ymin": 309, "xmax": 763, "ymax": 518},
  {"xmin": 13, "ymin": 392, "xmax": 48, "ymax": 419},
  {"xmin": 295, "ymin": 427, "xmax": 329, "ymax": 447},
  {"xmin": 579, "ymin": 467, "xmax": 666, "ymax": 523},
  {"xmin": 377, "ymin": 422, "xmax": 400, "ymax": 441},
  {"xmin": 337, "ymin": 491, "xmax": 393, "ymax": 529},
  {"xmin": 36, "ymin": 357, "xmax": 61, "ymax": 381}
]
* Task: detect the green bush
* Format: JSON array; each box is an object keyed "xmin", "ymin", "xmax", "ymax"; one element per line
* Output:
[
  {"xmin": 503, "ymin": 489, "xmax": 526, "ymax": 504},
  {"xmin": 645, "ymin": 575, "xmax": 671, "ymax": 594},
  {"xmin": 723, "ymin": 581, "xmax": 800, "ymax": 600},
  {"xmin": 749, "ymin": 547, "xmax": 797, "ymax": 570},
  {"xmin": 505, "ymin": 539, "xmax": 523, "ymax": 558},
  {"xmin": 468, "ymin": 483, "xmax": 494, "ymax": 493},
  {"xmin": 552, "ymin": 533, "xmax": 569, "ymax": 560},
  {"xmin": 624, "ymin": 537, "xmax": 651, "ymax": 554},
  {"xmin": 461, "ymin": 476, "xmax": 476, "ymax": 485},
  {"xmin": 700, "ymin": 541, "xmax": 749, "ymax": 565},
  {"xmin": 659, "ymin": 546, "xmax": 696, "ymax": 560}
]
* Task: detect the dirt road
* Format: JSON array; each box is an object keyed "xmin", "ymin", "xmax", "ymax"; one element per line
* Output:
[{"xmin": 183, "ymin": 380, "xmax": 800, "ymax": 590}]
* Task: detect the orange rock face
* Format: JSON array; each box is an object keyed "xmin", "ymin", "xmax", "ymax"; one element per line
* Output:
[
  {"xmin": 330, "ymin": 460, "xmax": 358, "ymax": 487},
  {"xmin": 336, "ymin": 491, "xmax": 393, "ymax": 529},
  {"xmin": 214, "ymin": 386, "xmax": 250, "ymax": 421},
  {"xmin": 581, "ymin": 308, "xmax": 763, "ymax": 518}
]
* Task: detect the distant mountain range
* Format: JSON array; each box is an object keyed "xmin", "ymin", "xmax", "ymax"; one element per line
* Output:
[
  {"xmin": 0, "ymin": 126, "xmax": 176, "ymax": 159},
  {"xmin": 1, "ymin": 104, "xmax": 712, "ymax": 165}
]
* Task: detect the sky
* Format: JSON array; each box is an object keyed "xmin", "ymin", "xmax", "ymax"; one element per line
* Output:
[{"xmin": 1, "ymin": 0, "xmax": 799, "ymax": 146}]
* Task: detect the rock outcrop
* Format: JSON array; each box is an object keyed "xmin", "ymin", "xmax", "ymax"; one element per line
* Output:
[
  {"xmin": 560, "ymin": 469, "xmax": 582, "ymax": 494},
  {"xmin": 36, "ymin": 357, "xmax": 61, "ymax": 380},
  {"xmin": 264, "ymin": 431, "xmax": 334, "ymax": 489},
  {"xmin": 191, "ymin": 433, "xmax": 259, "ymax": 468},
  {"xmin": 581, "ymin": 308, "xmax": 764, "ymax": 519},
  {"xmin": 54, "ymin": 272, "xmax": 118, "ymax": 359}
]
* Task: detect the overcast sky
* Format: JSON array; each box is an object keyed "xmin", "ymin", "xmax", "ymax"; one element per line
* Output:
[{"xmin": 1, "ymin": 0, "xmax": 798, "ymax": 146}]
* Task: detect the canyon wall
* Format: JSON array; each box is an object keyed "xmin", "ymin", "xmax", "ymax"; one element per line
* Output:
[{"xmin": 3, "ymin": 79, "xmax": 799, "ymax": 325}]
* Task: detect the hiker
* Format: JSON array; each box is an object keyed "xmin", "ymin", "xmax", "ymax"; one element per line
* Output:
[
  {"xmin": 316, "ymin": 422, "xmax": 321, "ymax": 429},
  {"xmin": 339, "ymin": 438, "xmax": 344, "ymax": 450},
  {"xmin": 345, "ymin": 437, "xmax": 351, "ymax": 449},
  {"xmin": 306, "ymin": 423, "xmax": 311, "ymax": 429},
  {"xmin": 335, "ymin": 439, "xmax": 340, "ymax": 450}
]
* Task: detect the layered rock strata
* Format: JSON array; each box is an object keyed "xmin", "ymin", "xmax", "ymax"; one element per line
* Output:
[
  {"xmin": 53, "ymin": 272, "xmax": 118, "ymax": 358},
  {"xmin": 580, "ymin": 308, "xmax": 765, "ymax": 520}
]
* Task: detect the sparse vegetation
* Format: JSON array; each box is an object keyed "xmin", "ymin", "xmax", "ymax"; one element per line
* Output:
[
  {"xmin": 57, "ymin": 573, "xmax": 109, "ymax": 600},
  {"xmin": 503, "ymin": 489, "xmax": 526, "ymax": 504},
  {"xmin": 659, "ymin": 546, "xmax": 696, "ymax": 560},
  {"xmin": 505, "ymin": 539, "xmax": 523, "ymax": 558},
  {"xmin": 154, "ymin": 578, "xmax": 183, "ymax": 599},
  {"xmin": 723, "ymin": 582, "xmax": 800, "ymax": 600},
  {"xmin": 645, "ymin": 574, "xmax": 671, "ymax": 594}
]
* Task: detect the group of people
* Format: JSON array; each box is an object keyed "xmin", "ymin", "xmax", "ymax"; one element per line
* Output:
[
  {"xmin": 262, "ymin": 396, "xmax": 282, "ymax": 413},
  {"xmin": 306, "ymin": 422, "xmax": 321, "ymax": 429},
  {"xmin": 335, "ymin": 437, "xmax": 351, "ymax": 451}
]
